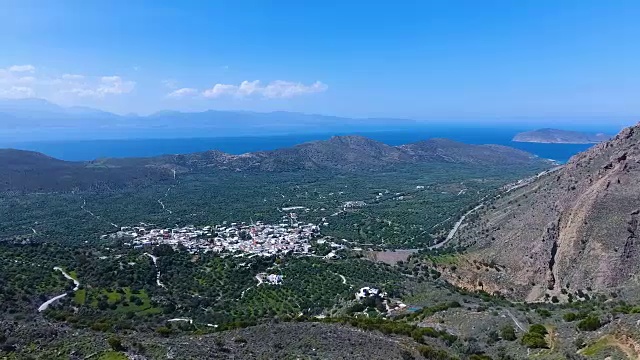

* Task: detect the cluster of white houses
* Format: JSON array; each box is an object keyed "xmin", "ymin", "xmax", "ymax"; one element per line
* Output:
[{"xmin": 104, "ymin": 218, "xmax": 321, "ymax": 257}]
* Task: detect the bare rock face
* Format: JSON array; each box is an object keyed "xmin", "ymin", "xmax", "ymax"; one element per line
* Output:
[{"xmin": 453, "ymin": 124, "xmax": 640, "ymax": 301}]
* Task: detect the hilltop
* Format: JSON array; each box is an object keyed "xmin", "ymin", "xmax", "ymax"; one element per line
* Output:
[
  {"xmin": 448, "ymin": 123, "xmax": 640, "ymax": 301},
  {"xmin": 0, "ymin": 136, "xmax": 551, "ymax": 191},
  {"xmin": 119, "ymin": 135, "xmax": 549, "ymax": 172},
  {"xmin": 0, "ymin": 149, "xmax": 173, "ymax": 192},
  {"xmin": 513, "ymin": 128, "xmax": 611, "ymax": 144}
]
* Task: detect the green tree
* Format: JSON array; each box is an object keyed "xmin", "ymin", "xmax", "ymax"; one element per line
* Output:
[
  {"xmin": 521, "ymin": 332, "xmax": 548, "ymax": 349},
  {"xmin": 521, "ymin": 324, "xmax": 548, "ymax": 349},
  {"xmin": 500, "ymin": 324, "xmax": 517, "ymax": 341},
  {"xmin": 156, "ymin": 326, "xmax": 172, "ymax": 337},
  {"xmin": 577, "ymin": 316, "xmax": 601, "ymax": 331},
  {"xmin": 107, "ymin": 336, "xmax": 125, "ymax": 351}
]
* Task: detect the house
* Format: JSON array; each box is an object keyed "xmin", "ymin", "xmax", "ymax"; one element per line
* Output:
[{"xmin": 266, "ymin": 274, "xmax": 283, "ymax": 285}]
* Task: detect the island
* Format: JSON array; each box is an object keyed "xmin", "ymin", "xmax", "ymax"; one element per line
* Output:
[{"xmin": 512, "ymin": 128, "xmax": 611, "ymax": 144}]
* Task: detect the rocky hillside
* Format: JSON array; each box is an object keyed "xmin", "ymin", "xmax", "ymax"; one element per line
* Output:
[
  {"xmin": 449, "ymin": 123, "xmax": 640, "ymax": 301},
  {"xmin": 1, "ymin": 320, "xmax": 437, "ymax": 359}
]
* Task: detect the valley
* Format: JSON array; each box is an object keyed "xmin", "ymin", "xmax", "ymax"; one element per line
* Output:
[
  {"xmin": 1, "ymin": 131, "xmax": 639, "ymax": 359},
  {"xmin": 4, "ymin": 2, "xmax": 640, "ymax": 359}
]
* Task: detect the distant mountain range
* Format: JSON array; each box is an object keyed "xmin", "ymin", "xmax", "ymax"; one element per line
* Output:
[
  {"xmin": 0, "ymin": 135, "xmax": 551, "ymax": 192},
  {"xmin": 1, "ymin": 98, "xmax": 632, "ymax": 145},
  {"xmin": 513, "ymin": 128, "xmax": 611, "ymax": 144},
  {"xmin": 0, "ymin": 98, "xmax": 421, "ymax": 141}
]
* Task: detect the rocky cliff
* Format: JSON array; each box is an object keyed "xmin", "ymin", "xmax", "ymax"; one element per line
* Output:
[{"xmin": 451, "ymin": 124, "xmax": 640, "ymax": 301}]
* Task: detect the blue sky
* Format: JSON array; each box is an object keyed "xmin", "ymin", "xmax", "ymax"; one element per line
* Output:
[{"xmin": 1, "ymin": 0, "xmax": 640, "ymax": 121}]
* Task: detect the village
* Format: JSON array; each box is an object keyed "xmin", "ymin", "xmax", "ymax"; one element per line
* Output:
[{"xmin": 102, "ymin": 213, "xmax": 325, "ymax": 257}]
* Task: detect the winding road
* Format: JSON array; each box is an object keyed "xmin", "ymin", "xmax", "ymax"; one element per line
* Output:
[
  {"xmin": 81, "ymin": 198, "xmax": 119, "ymax": 229},
  {"xmin": 38, "ymin": 267, "xmax": 80, "ymax": 312},
  {"xmin": 429, "ymin": 203, "xmax": 485, "ymax": 250},
  {"xmin": 145, "ymin": 253, "xmax": 167, "ymax": 289},
  {"xmin": 428, "ymin": 166, "xmax": 565, "ymax": 251},
  {"xmin": 157, "ymin": 185, "xmax": 175, "ymax": 215},
  {"xmin": 338, "ymin": 274, "xmax": 347, "ymax": 284}
]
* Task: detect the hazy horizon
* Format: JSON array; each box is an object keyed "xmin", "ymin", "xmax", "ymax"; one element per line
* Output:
[{"xmin": 3, "ymin": 1, "xmax": 640, "ymax": 120}]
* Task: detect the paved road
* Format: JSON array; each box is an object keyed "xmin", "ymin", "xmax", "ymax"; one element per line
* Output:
[
  {"xmin": 429, "ymin": 203, "xmax": 485, "ymax": 250},
  {"xmin": 168, "ymin": 318, "xmax": 193, "ymax": 324},
  {"xmin": 145, "ymin": 253, "xmax": 167, "ymax": 289},
  {"xmin": 429, "ymin": 166, "xmax": 564, "ymax": 251},
  {"xmin": 38, "ymin": 267, "xmax": 80, "ymax": 312}
]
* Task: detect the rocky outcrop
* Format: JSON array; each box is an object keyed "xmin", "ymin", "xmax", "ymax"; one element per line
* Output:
[{"xmin": 454, "ymin": 123, "xmax": 640, "ymax": 301}]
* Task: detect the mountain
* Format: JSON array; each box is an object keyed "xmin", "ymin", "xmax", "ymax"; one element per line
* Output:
[
  {"xmin": 513, "ymin": 128, "xmax": 611, "ymax": 144},
  {"xmin": 0, "ymin": 149, "xmax": 172, "ymax": 192},
  {"xmin": 130, "ymin": 135, "xmax": 550, "ymax": 172},
  {"xmin": 0, "ymin": 98, "xmax": 65, "ymax": 113},
  {"xmin": 0, "ymin": 136, "xmax": 551, "ymax": 191},
  {"xmin": 400, "ymin": 138, "xmax": 541, "ymax": 165},
  {"xmin": 445, "ymin": 123, "xmax": 640, "ymax": 301},
  {"xmin": 0, "ymin": 98, "xmax": 422, "ymax": 142}
]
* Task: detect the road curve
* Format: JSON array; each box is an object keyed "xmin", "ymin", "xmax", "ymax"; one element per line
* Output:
[
  {"xmin": 429, "ymin": 203, "xmax": 484, "ymax": 250},
  {"xmin": 38, "ymin": 267, "xmax": 80, "ymax": 312},
  {"xmin": 145, "ymin": 253, "xmax": 167, "ymax": 289}
]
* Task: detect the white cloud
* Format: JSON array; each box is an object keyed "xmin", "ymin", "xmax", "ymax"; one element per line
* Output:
[
  {"xmin": 0, "ymin": 86, "xmax": 35, "ymax": 99},
  {"xmin": 62, "ymin": 74, "xmax": 85, "ymax": 80},
  {"xmin": 97, "ymin": 76, "xmax": 135, "ymax": 95},
  {"xmin": 262, "ymin": 80, "xmax": 328, "ymax": 98},
  {"xmin": 0, "ymin": 66, "xmax": 36, "ymax": 98},
  {"xmin": 0, "ymin": 64, "xmax": 135, "ymax": 100},
  {"xmin": 167, "ymin": 87, "xmax": 198, "ymax": 98},
  {"xmin": 237, "ymin": 80, "xmax": 261, "ymax": 96},
  {"xmin": 8, "ymin": 64, "xmax": 35, "ymax": 73},
  {"xmin": 202, "ymin": 83, "xmax": 240, "ymax": 98},
  {"xmin": 202, "ymin": 80, "xmax": 328, "ymax": 99},
  {"xmin": 63, "ymin": 75, "xmax": 135, "ymax": 98}
]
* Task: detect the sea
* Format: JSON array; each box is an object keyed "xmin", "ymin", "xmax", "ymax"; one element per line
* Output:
[{"xmin": 5, "ymin": 127, "xmax": 594, "ymax": 164}]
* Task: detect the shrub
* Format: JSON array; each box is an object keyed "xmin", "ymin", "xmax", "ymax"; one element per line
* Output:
[
  {"xmin": 500, "ymin": 324, "xmax": 517, "ymax": 341},
  {"xmin": 418, "ymin": 344, "xmax": 457, "ymax": 360},
  {"xmin": 521, "ymin": 332, "xmax": 548, "ymax": 349},
  {"xmin": 156, "ymin": 326, "xmax": 172, "ymax": 337},
  {"xmin": 469, "ymin": 355, "xmax": 493, "ymax": 360},
  {"xmin": 528, "ymin": 324, "xmax": 548, "ymax": 335},
  {"xmin": 90, "ymin": 322, "xmax": 110, "ymax": 332},
  {"xmin": 411, "ymin": 328, "xmax": 425, "ymax": 343},
  {"xmin": 487, "ymin": 330, "xmax": 500, "ymax": 345},
  {"xmin": 521, "ymin": 324, "xmax": 548, "ymax": 349},
  {"xmin": 536, "ymin": 309, "xmax": 551, "ymax": 318},
  {"xmin": 577, "ymin": 316, "xmax": 602, "ymax": 331},
  {"xmin": 563, "ymin": 313, "xmax": 577, "ymax": 322},
  {"xmin": 107, "ymin": 336, "xmax": 125, "ymax": 351}
]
